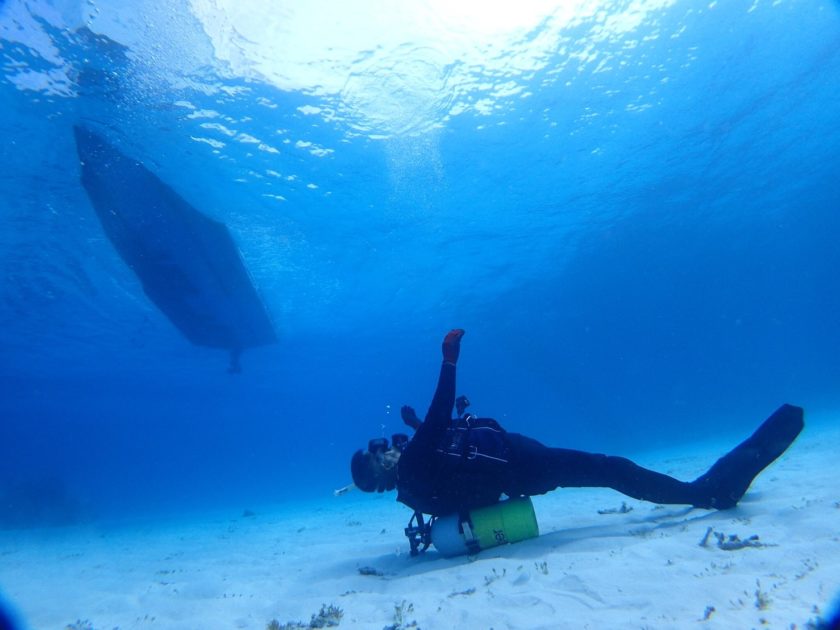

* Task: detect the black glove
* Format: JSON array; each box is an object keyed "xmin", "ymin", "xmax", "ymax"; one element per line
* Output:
[{"xmin": 401, "ymin": 405, "xmax": 422, "ymax": 429}]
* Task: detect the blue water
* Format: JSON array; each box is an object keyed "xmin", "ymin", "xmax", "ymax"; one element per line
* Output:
[{"xmin": 1, "ymin": 0, "xmax": 839, "ymax": 529}]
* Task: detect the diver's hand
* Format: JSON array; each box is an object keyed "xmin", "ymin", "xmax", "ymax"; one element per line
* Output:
[
  {"xmin": 401, "ymin": 405, "xmax": 422, "ymax": 429},
  {"xmin": 442, "ymin": 329, "xmax": 465, "ymax": 364}
]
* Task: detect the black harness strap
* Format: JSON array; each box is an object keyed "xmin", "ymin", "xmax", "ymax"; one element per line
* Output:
[{"xmin": 404, "ymin": 510, "xmax": 434, "ymax": 556}]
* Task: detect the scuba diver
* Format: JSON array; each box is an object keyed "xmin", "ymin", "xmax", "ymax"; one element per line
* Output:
[
  {"xmin": 335, "ymin": 392, "xmax": 471, "ymax": 496},
  {"xmin": 350, "ymin": 329, "xmax": 804, "ymax": 533}
]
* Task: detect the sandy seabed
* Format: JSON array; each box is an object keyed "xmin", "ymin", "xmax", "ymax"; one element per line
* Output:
[{"xmin": 1, "ymin": 424, "xmax": 838, "ymax": 630}]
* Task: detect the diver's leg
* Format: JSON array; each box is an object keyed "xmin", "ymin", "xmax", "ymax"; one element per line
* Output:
[
  {"xmin": 505, "ymin": 403, "xmax": 804, "ymax": 510},
  {"xmin": 504, "ymin": 434, "xmax": 699, "ymax": 505},
  {"xmin": 691, "ymin": 403, "xmax": 804, "ymax": 509}
]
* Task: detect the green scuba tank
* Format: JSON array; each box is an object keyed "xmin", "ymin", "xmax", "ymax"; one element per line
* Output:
[{"xmin": 430, "ymin": 497, "xmax": 539, "ymax": 557}]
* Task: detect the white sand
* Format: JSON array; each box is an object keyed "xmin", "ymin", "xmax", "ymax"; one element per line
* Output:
[{"xmin": 1, "ymin": 423, "xmax": 838, "ymax": 630}]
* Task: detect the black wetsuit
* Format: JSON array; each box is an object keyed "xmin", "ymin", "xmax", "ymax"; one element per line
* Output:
[{"xmin": 396, "ymin": 361, "xmax": 804, "ymax": 517}]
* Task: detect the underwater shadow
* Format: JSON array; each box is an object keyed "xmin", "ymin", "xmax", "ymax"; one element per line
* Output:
[{"xmin": 331, "ymin": 505, "xmax": 734, "ymax": 580}]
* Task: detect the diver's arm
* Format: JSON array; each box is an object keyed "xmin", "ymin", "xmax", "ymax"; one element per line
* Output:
[
  {"xmin": 422, "ymin": 329, "xmax": 464, "ymax": 431},
  {"xmin": 423, "ymin": 362, "xmax": 456, "ymax": 431},
  {"xmin": 401, "ymin": 405, "xmax": 423, "ymax": 430}
]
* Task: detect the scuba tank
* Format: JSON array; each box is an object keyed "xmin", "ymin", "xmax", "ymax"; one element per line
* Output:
[{"xmin": 430, "ymin": 497, "xmax": 539, "ymax": 557}]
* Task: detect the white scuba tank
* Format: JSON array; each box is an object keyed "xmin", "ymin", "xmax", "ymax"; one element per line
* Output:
[{"xmin": 430, "ymin": 497, "xmax": 539, "ymax": 557}]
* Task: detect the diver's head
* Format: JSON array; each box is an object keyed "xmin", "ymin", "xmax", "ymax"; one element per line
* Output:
[
  {"xmin": 350, "ymin": 436, "xmax": 403, "ymax": 493},
  {"xmin": 455, "ymin": 394, "xmax": 471, "ymax": 417}
]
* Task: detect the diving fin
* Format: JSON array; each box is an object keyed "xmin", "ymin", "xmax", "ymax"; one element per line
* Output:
[{"xmin": 692, "ymin": 403, "xmax": 804, "ymax": 509}]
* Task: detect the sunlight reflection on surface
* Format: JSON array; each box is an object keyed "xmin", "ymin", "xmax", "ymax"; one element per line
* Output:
[{"xmin": 189, "ymin": 0, "xmax": 677, "ymax": 136}]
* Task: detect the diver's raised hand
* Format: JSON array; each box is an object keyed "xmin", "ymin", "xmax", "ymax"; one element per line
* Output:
[
  {"xmin": 401, "ymin": 405, "xmax": 422, "ymax": 430},
  {"xmin": 442, "ymin": 329, "xmax": 465, "ymax": 364}
]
